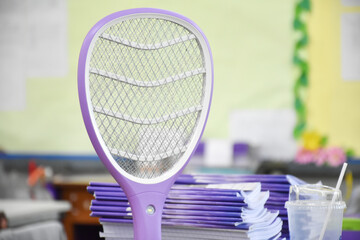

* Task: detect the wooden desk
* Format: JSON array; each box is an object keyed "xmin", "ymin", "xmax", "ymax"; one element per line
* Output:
[{"xmin": 52, "ymin": 175, "xmax": 114, "ymax": 240}]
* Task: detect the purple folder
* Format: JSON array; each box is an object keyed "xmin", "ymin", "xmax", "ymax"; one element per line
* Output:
[
  {"xmin": 94, "ymin": 191, "xmax": 246, "ymax": 203},
  {"xmin": 91, "ymin": 203, "xmax": 244, "ymax": 213},
  {"xmin": 100, "ymin": 217, "xmax": 250, "ymax": 231},
  {"xmin": 92, "ymin": 208, "xmax": 244, "ymax": 218}
]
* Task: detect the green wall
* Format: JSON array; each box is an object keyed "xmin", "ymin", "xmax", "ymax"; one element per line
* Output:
[{"xmin": 0, "ymin": 0, "xmax": 293, "ymax": 153}]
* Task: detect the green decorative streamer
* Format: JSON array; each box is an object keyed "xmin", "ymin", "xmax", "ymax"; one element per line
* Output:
[
  {"xmin": 293, "ymin": 0, "xmax": 311, "ymax": 139},
  {"xmin": 292, "ymin": 0, "xmax": 354, "ymax": 157}
]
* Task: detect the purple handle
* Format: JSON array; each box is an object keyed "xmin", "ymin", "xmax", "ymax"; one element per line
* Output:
[{"xmin": 129, "ymin": 192, "xmax": 167, "ymax": 240}]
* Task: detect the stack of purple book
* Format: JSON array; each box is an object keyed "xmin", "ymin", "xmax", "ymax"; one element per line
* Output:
[
  {"xmin": 175, "ymin": 174, "xmax": 305, "ymax": 239},
  {"xmin": 87, "ymin": 174, "xmax": 304, "ymax": 240}
]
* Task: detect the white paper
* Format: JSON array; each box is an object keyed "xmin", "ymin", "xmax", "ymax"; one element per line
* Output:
[
  {"xmin": 25, "ymin": 0, "xmax": 68, "ymax": 78},
  {"xmin": 229, "ymin": 109, "xmax": 297, "ymax": 161},
  {"xmin": 204, "ymin": 139, "xmax": 233, "ymax": 167},
  {"xmin": 342, "ymin": 0, "xmax": 360, "ymax": 6},
  {"xmin": 341, "ymin": 13, "xmax": 360, "ymax": 81},
  {"xmin": 206, "ymin": 182, "xmax": 260, "ymax": 191},
  {"xmin": 0, "ymin": 0, "xmax": 26, "ymax": 111}
]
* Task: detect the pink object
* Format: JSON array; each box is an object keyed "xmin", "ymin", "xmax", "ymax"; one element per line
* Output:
[
  {"xmin": 326, "ymin": 147, "xmax": 346, "ymax": 167},
  {"xmin": 295, "ymin": 148, "xmax": 314, "ymax": 164},
  {"xmin": 295, "ymin": 146, "xmax": 347, "ymax": 167},
  {"xmin": 314, "ymin": 148, "xmax": 328, "ymax": 166}
]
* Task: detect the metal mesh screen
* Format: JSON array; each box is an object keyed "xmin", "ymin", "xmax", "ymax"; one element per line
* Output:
[{"xmin": 88, "ymin": 17, "xmax": 206, "ymax": 179}]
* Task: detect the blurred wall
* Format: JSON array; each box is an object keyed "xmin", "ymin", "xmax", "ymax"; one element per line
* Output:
[
  {"xmin": 0, "ymin": 0, "xmax": 294, "ymax": 153},
  {"xmin": 307, "ymin": 0, "xmax": 360, "ymax": 154}
]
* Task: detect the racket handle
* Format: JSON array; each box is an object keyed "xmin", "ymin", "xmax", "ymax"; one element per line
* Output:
[{"xmin": 129, "ymin": 192, "xmax": 166, "ymax": 240}]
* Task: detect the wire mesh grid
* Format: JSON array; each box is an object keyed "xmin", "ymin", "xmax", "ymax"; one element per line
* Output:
[{"xmin": 88, "ymin": 17, "xmax": 206, "ymax": 179}]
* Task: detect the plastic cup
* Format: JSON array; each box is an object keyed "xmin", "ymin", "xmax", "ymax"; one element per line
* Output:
[{"xmin": 285, "ymin": 184, "xmax": 346, "ymax": 240}]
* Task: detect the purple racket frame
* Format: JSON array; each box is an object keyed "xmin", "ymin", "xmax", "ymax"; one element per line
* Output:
[{"xmin": 78, "ymin": 8, "xmax": 213, "ymax": 240}]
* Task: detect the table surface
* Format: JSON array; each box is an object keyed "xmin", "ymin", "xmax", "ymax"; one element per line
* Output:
[{"xmin": 0, "ymin": 199, "xmax": 71, "ymax": 227}]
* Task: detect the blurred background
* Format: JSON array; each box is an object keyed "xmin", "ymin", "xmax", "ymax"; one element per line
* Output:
[{"xmin": 0, "ymin": 0, "xmax": 360, "ymax": 239}]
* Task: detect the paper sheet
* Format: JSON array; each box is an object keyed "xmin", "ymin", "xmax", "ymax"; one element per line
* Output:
[
  {"xmin": 25, "ymin": 0, "xmax": 68, "ymax": 78},
  {"xmin": 342, "ymin": 0, "xmax": 360, "ymax": 6},
  {"xmin": 229, "ymin": 109, "xmax": 297, "ymax": 161},
  {"xmin": 0, "ymin": 0, "xmax": 26, "ymax": 111},
  {"xmin": 204, "ymin": 139, "xmax": 233, "ymax": 167},
  {"xmin": 341, "ymin": 13, "xmax": 360, "ymax": 81},
  {"xmin": 0, "ymin": 0, "xmax": 68, "ymax": 111}
]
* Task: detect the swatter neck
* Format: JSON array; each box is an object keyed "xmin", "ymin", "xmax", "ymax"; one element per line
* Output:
[
  {"xmin": 118, "ymin": 173, "xmax": 178, "ymax": 196},
  {"xmin": 129, "ymin": 191, "xmax": 166, "ymax": 240}
]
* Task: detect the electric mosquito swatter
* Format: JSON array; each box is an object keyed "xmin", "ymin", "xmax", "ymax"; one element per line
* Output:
[{"xmin": 78, "ymin": 8, "xmax": 213, "ymax": 240}]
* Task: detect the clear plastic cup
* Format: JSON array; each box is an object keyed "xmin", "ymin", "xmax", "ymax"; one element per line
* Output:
[{"xmin": 285, "ymin": 184, "xmax": 346, "ymax": 240}]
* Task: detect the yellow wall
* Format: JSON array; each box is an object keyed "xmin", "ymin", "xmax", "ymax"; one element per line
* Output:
[
  {"xmin": 0, "ymin": 0, "xmax": 293, "ymax": 153},
  {"xmin": 307, "ymin": 0, "xmax": 360, "ymax": 154}
]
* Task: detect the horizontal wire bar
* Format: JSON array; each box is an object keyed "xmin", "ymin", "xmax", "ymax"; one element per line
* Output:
[
  {"xmin": 109, "ymin": 146, "xmax": 187, "ymax": 161},
  {"xmin": 93, "ymin": 105, "xmax": 202, "ymax": 125},
  {"xmin": 89, "ymin": 68, "xmax": 205, "ymax": 87},
  {"xmin": 100, "ymin": 33, "xmax": 196, "ymax": 50}
]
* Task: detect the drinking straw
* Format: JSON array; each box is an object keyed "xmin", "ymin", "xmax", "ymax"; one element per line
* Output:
[{"xmin": 319, "ymin": 163, "xmax": 348, "ymax": 240}]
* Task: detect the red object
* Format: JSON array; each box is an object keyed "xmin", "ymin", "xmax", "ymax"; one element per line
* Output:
[{"xmin": 28, "ymin": 160, "xmax": 37, "ymax": 175}]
